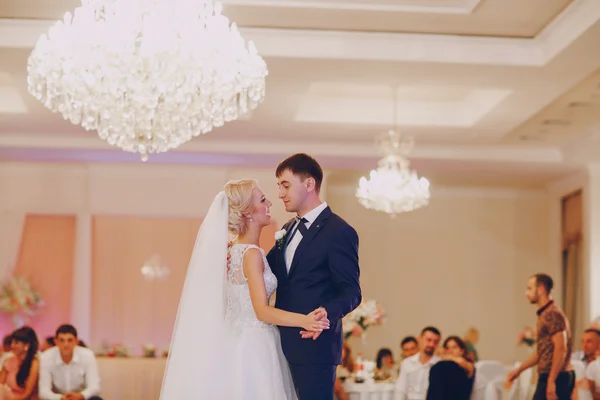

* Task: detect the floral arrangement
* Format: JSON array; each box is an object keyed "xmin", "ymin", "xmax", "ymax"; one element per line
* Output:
[
  {"xmin": 342, "ymin": 299, "xmax": 385, "ymax": 340},
  {"xmin": 517, "ymin": 326, "xmax": 537, "ymax": 347},
  {"xmin": 354, "ymin": 360, "xmax": 376, "ymax": 383},
  {"xmin": 142, "ymin": 343, "xmax": 156, "ymax": 358},
  {"xmin": 0, "ymin": 275, "xmax": 44, "ymax": 327},
  {"xmin": 96, "ymin": 342, "xmax": 130, "ymax": 357}
]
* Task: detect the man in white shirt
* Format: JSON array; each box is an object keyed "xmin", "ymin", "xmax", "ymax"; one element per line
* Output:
[
  {"xmin": 572, "ymin": 329, "xmax": 600, "ymax": 365},
  {"xmin": 586, "ymin": 357, "xmax": 600, "ymax": 400},
  {"xmin": 395, "ymin": 326, "xmax": 442, "ymax": 400},
  {"xmin": 39, "ymin": 324, "xmax": 102, "ymax": 400}
]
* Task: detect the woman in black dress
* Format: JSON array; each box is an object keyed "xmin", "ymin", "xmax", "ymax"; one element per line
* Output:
[{"xmin": 426, "ymin": 335, "xmax": 475, "ymax": 400}]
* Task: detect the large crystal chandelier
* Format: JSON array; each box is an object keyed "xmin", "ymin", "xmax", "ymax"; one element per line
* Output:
[
  {"xmin": 27, "ymin": 0, "xmax": 268, "ymax": 161},
  {"xmin": 356, "ymin": 129, "xmax": 430, "ymax": 216}
]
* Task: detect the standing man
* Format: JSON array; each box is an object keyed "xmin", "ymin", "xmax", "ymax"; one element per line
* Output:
[
  {"xmin": 267, "ymin": 153, "xmax": 362, "ymax": 400},
  {"xmin": 507, "ymin": 274, "xmax": 574, "ymax": 400}
]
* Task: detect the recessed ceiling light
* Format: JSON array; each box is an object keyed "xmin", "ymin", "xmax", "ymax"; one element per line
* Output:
[
  {"xmin": 542, "ymin": 119, "xmax": 570, "ymax": 126},
  {"xmin": 520, "ymin": 135, "xmax": 543, "ymax": 141},
  {"xmin": 567, "ymin": 101, "xmax": 595, "ymax": 108}
]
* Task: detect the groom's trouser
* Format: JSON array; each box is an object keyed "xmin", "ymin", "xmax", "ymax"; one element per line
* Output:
[{"xmin": 289, "ymin": 364, "xmax": 336, "ymax": 400}]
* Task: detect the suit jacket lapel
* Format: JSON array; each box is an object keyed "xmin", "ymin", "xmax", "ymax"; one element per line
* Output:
[
  {"xmin": 276, "ymin": 219, "xmax": 296, "ymax": 280},
  {"xmin": 288, "ymin": 207, "xmax": 332, "ymax": 277}
]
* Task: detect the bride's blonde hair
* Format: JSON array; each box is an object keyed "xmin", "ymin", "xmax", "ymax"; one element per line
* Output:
[{"xmin": 224, "ymin": 179, "xmax": 258, "ymax": 237}]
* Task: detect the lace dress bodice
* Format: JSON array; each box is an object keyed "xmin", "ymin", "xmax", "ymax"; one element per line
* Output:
[{"xmin": 226, "ymin": 244, "xmax": 278, "ymax": 333}]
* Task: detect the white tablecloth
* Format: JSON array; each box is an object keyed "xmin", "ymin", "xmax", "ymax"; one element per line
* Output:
[
  {"xmin": 97, "ymin": 357, "xmax": 166, "ymax": 400},
  {"xmin": 95, "ymin": 358, "xmax": 534, "ymax": 400},
  {"xmin": 343, "ymin": 382, "xmax": 395, "ymax": 400}
]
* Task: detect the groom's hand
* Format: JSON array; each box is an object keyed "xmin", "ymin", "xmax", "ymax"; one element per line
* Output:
[{"xmin": 300, "ymin": 307, "xmax": 328, "ymax": 340}]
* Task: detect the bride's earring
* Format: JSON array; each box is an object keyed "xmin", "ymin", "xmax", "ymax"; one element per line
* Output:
[{"xmin": 249, "ymin": 217, "xmax": 254, "ymax": 223}]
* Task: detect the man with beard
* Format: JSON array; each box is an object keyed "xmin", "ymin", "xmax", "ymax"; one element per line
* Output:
[
  {"xmin": 395, "ymin": 327, "xmax": 441, "ymax": 400},
  {"xmin": 507, "ymin": 274, "xmax": 574, "ymax": 400}
]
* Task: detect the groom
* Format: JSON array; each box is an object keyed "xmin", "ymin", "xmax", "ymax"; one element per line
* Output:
[{"xmin": 267, "ymin": 153, "xmax": 362, "ymax": 399}]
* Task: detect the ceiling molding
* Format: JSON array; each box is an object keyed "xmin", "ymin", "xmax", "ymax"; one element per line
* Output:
[
  {"xmin": 0, "ymin": 17, "xmax": 542, "ymax": 66},
  {"xmin": 536, "ymin": 0, "xmax": 600, "ymax": 62},
  {"xmin": 0, "ymin": 0, "xmax": 600, "ymax": 67},
  {"xmin": 295, "ymin": 85, "xmax": 513, "ymax": 127},
  {"xmin": 545, "ymin": 168, "xmax": 588, "ymax": 195},
  {"xmin": 221, "ymin": 0, "xmax": 482, "ymax": 14},
  {"xmin": 561, "ymin": 124, "xmax": 600, "ymax": 163},
  {"xmin": 0, "ymin": 0, "xmax": 596, "ymax": 66},
  {"xmin": 0, "ymin": 133, "xmax": 565, "ymax": 164}
]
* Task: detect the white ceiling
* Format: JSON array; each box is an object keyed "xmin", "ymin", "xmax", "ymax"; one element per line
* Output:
[{"xmin": 1, "ymin": 0, "xmax": 600, "ymax": 188}]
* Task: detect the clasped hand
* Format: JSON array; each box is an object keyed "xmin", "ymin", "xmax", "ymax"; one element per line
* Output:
[
  {"xmin": 61, "ymin": 393, "xmax": 84, "ymax": 400},
  {"xmin": 300, "ymin": 307, "xmax": 329, "ymax": 341}
]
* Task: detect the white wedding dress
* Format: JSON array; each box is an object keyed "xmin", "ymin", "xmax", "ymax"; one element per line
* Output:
[
  {"xmin": 226, "ymin": 244, "xmax": 297, "ymax": 400},
  {"xmin": 160, "ymin": 192, "xmax": 297, "ymax": 400}
]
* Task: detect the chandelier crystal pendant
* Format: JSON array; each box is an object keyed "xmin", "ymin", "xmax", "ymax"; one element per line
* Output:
[
  {"xmin": 356, "ymin": 129, "xmax": 430, "ymax": 216},
  {"xmin": 27, "ymin": 0, "xmax": 268, "ymax": 161}
]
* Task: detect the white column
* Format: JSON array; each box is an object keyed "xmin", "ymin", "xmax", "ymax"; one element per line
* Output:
[
  {"xmin": 587, "ymin": 164, "xmax": 600, "ymax": 321},
  {"xmin": 0, "ymin": 211, "xmax": 25, "ymax": 279},
  {"xmin": 70, "ymin": 213, "xmax": 92, "ymax": 341}
]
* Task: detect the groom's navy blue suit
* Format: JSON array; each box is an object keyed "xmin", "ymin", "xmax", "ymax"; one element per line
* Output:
[{"xmin": 266, "ymin": 206, "xmax": 361, "ymax": 400}]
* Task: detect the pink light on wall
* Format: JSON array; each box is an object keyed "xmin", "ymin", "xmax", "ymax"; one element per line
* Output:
[{"xmin": 1, "ymin": 215, "xmax": 76, "ymax": 340}]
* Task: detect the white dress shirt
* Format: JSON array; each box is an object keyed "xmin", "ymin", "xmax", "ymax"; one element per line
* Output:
[
  {"xmin": 284, "ymin": 201, "xmax": 328, "ymax": 272},
  {"xmin": 587, "ymin": 358, "xmax": 600, "ymax": 394},
  {"xmin": 394, "ymin": 353, "xmax": 440, "ymax": 400},
  {"xmin": 39, "ymin": 346, "xmax": 101, "ymax": 400}
]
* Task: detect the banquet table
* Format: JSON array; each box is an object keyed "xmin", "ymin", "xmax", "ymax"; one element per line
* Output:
[
  {"xmin": 97, "ymin": 357, "xmax": 166, "ymax": 399},
  {"xmin": 343, "ymin": 381, "xmax": 395, "ymax": 400},
  {"xmin": 96, "ymin": 358, "xmax": 526, "ymax": 400}
]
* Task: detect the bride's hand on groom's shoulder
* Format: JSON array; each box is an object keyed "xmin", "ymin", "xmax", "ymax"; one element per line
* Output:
[{"xmin": 300, "ymin": 307, "xmax": 329, "ymax": 340}]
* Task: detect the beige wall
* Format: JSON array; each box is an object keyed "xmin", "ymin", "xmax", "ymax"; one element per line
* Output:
[
  {"xmin": 0, "ymin": 162, "xmax": 559, "ymax": 363},
  {"xmin": 327, "ymin": 180, "xmax": 556, "ymax": 364}
]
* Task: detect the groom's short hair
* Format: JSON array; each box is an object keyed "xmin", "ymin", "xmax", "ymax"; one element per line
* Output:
[{"xmin": 276, "ymin": 153, "xmax": 323, "ymax": 192}]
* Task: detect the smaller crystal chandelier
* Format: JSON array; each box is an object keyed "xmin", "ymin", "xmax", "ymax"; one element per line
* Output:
[
  {"xmin": 141, "ymin": 254, "xmax": 170, "ymax": 281},
  {"xmin": 356, "ymin": 129, "xmax": 430, "ymax": 216}
]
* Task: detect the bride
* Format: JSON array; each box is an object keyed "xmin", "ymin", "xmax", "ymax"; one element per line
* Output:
[{"xmin": 160, "ymin": 179, "xmax": 330, "ymax": 399}]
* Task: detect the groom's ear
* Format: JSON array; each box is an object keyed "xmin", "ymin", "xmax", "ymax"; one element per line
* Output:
[{"xmin": 305, "ymin": 177, "xmax": 316, "ymax": 192}]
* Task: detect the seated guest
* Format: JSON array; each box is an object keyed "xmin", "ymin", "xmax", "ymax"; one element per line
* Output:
[
  {"xmin": 375, "ymin": 348, "xmax": 398, "ymax": 381},
  {"xmin": 572, "ymin": 329, "xmax": 600, "ymax": 396},
  {"xmin": 1, "ymin": 336, "xmax": 11, "ymax": 353},
  {"xmin": 39, "ymin": 325, "xmax": 101, "ymax": 400},
  {"xmin": 334, "ymin": 341, "xmax": 354, "ymax": 400},
  {"xmin": 586, "ymin": 356, "xmax": 600, "ymax": 400},
  {"xmin": 0, "ymin": 327, "xmax": 40, "ymax": 400},
  {"xmin": 573, "ymin": 329, "xmax": 600, "ymax": 365},
  {"xmin": 463, "ymin": 327, "xmax": 479, "ymax": 362},
  {"xmin": 400, "ymin": 336, "xmax": 419, "ymax": 360},
  {"xmin": 395, "ymin": 327, "xmax": 441, "ymax": 400},
  {"xmin": 39, "ymin": 338, "xmax": 54, "ymax": 353},
  {"xmin": 426, "ymin": 336, "xmax": 475, "ymax": 400},
  {"xmin": 0, "ymin": 335, "xmax": 14, "ymax": 365}
]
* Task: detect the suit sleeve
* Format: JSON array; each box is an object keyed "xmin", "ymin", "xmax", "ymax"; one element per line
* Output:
[{"xmin": 323, "ymin": 223, "xmax": 361, "ymax": 322}]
